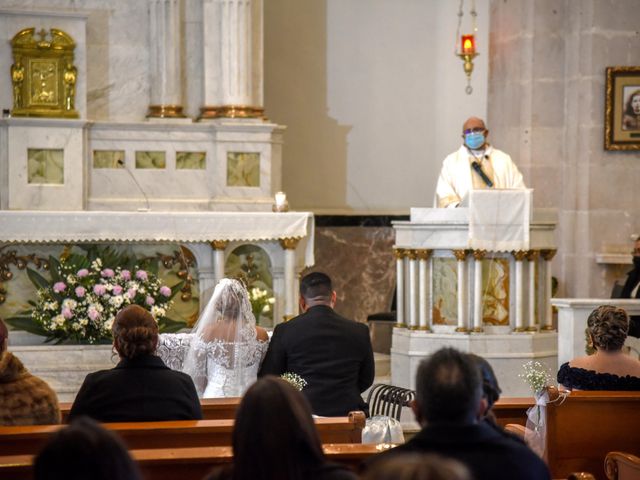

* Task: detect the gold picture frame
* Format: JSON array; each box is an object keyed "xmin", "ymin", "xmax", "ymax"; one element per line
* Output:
[
  {"xmin": 10, "ymin": 27, "xmax": 78, "ymax": 118},
  {"xmin": 605, "ymin": 66, "xmax": 640, "ymax": 151}
]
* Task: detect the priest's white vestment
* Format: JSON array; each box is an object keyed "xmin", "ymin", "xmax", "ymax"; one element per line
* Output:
[{"xmin": 435, "ymin": 145, "xmax": 526, "ymax": 208}]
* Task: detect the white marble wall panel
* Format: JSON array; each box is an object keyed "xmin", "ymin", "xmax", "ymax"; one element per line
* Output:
[
  {"xmin": 0, "ymin": 8, "xmax": 88, "ymax": 118},
  {"xmin": 0, "ymin": 123, "xmax": 7, "ymax": 209},
  {"xmin": 391, "ymin": 328, "xmax": 558, "ymax": 397},
  {"xmin": 6, "ymin": 118, "xmax": 86, "ymax": 210}
]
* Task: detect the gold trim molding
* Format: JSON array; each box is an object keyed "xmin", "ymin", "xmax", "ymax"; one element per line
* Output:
[
  {"xmin": 511, "ymin": 250, "xmax": 528, "ymax": 261},
  {"xmin": 416, "ymin": 249, "xmax": 433, "ymax": 261},
  {"xmin": 453, "ymin": 249, "xmax": 469, "ymax": 261},
  {"xmin": 147, "ymin": 104, "xmax": 186, "ymax": 118},
  {"xmin": 279, "ymin": 237, "xmax": 301, "ymax": 250},
  {"xmin": 198, "ymin": 105, "xmax": 265, "ymax": 120},
  {"xmin": 393, "ymin": 248, "xmax": 406, "ymax": 260},
  {"xmin": 210, "ymin": 240, "xmax": 229, "ymax": 251},
  {"xmin": 540, "ymin": 249, "xmax": 557, "ymax": 261}
]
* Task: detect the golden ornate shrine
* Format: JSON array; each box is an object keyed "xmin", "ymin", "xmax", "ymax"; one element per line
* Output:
[{"xmin": 10, "ymin": 27, "xmax": 78, "ymax": 118}]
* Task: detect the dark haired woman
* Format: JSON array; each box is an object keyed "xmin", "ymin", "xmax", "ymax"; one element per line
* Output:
[
  {"xmin": 206, "ymin": 376, "xmax": 356, "ymax": 480},
  {"xmin": 69, "ymin": 305, "xmax": 202, "ymax": 422},
  {"xmin": 557, "ymin": 305, "xmax": 640, "ymax": 390},
  {"xmin": 34, "ymin": 417, "xmax": 141, "ymax": 480}
]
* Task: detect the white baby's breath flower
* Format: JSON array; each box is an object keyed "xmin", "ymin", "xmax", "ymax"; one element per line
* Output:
[
  {"xmin": 150, "ymin": 305, "xmax": 166, "ymax": 318},
  {"xmin": 53, "ymin": 314, "xmax": 65, "ymax": 327},
  {"xmin": 62, "ymin": 299, "xmax": 78, "ymax": 310},
  {"xmin": 109, "ymin": 295, "xmax": 124, "ymax": 308}
]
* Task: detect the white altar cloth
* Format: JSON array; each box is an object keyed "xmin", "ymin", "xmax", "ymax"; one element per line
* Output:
[{"xmin": 0, "ymin": 211, "xmax": 315, "ymax": 265}]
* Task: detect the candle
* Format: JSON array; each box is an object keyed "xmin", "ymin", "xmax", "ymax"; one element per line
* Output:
[
  {"xmin": 275, "ymin": 192, "xmax": 287, "ymax": 208},
  {"xmin": 461, "ymin": 34, "xmax": 475, "ymax": 55}
]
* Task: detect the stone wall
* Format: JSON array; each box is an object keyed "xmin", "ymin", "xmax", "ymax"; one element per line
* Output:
[{"xmin": 488, "ymin": 0, "xmax": 640, "ymax": 297}]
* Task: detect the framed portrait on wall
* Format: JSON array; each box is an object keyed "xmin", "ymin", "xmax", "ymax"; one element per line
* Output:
[{"xmin": 605, "ymin": 66, "xmax": 640, "ymax": 150}]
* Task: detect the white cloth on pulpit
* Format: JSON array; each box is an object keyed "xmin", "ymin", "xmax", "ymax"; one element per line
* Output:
[
  {"xmin": 468, "ymin": 189, "xmax": 532, "ymax": 252},
  {"xmin": 435, "ymin": 145, "xmax": 526, "ymax": 208}
]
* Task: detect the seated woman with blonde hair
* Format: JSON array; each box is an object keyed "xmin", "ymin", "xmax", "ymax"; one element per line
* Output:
[{"xmin": 557, "ymin": 305, "xmax": 640, "ymax": 390}]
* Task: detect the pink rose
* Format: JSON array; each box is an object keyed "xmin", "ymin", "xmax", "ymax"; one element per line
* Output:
[
  {"xmin": 53, "ymin": 282, "xmax": 67, "ymax": 293},
  {"xmin": 88, "ymin": 309, "xmax": 100, "ymax": 321},
  {"xmin": 120, "ymin": 270, "xmax": 131, "ymax": 281},
  {"xmin": 145, "ymin": 296, "xmax": 155, "ymax": 306},
  {"xmin": 135, "ymin": 270, "xmax": 148, "ymax": 281},
  {"xmin": 101, "ymin": 268, "xmax": 115, "ymax": 278},
  {"xmin": 126, "ymin": 288, "xmax": 137, "ymax": 299},
  {"xmin": 77, "ymin": 269, "xmax": 89, "ymax": 278},
  {"xmin": 159, "ymin": 286, "xmax": 171, "ymax": 297},
  {"xmin": 62, "ymin": 308, "xmax": 73, "ymax": 319},
  {"xmin": 93, "ymin": 284, "xmax": 107, "ymax": 296},
  {"xmin": 112, "ymin": 285, "xmax": 123, "ymax": 295},
  {"xmin": 75, "ymin": 286, "xmax": 86, "ymax": 298}
]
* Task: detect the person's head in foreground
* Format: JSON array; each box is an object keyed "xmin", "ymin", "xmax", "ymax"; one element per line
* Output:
[
  {"xmin": 33, "ymin": 416, "xmax": 141, "ymax": 480},
  {"xmin": 413, "ymin": 348, "xmax": 484, "ymax": 427},
  {"xmin": 361, "ymin": 453, "xmax": 471, "ymax": 480},
  {"xmin": 299, "ymin": 271, "xmax": 336, "ymax": 311},
  {"xmin": 468, "ymin": 353, "xmax": 501, "ymax": 414},
  {"xmin": 112, "ymin": 305, "xmax": 159, "ymax": 360},
  {"xmin": 0, "ymin": 317, "xmax": 8, "ymax": 355},
  {"xmin": 231, "ymin": 376, "xmax": 329, "ymax": 480},
  {"xmin": 587, "ymin": 305, "xmax": 629, "ymax": 352}
]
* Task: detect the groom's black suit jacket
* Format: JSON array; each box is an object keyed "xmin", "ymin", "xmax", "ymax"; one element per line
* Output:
[
  {"xmin": 621, "ymin": 265, "xmax": 640, "ymax": 338},
  {"xmin": 258, "ymin": 304, "xmax": 375, "ymax": 417}
]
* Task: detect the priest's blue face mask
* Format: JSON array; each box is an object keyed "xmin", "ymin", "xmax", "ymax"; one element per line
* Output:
[{"xmin": 464, "ymin": 130, "xmax": 485, "ymax": 150}]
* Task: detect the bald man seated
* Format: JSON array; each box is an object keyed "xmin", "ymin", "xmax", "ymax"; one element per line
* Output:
[{"xmin": 435, "ymin": 117, "xmax": 526, "ymax": 208}]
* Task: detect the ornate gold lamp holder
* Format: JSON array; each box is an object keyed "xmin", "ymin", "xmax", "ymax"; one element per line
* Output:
[
  {"xmin": 455, "ymin": 0, "xmax": 479, "ymax": 95},
  {"xmin": 10, "ymin": 27, "xmax": 79, "ymax": 118}
]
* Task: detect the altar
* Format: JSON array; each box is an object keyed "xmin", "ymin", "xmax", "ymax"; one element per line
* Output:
[{"xmin": 390, "ymin": 201, "xmax": 559, "ymax": 396}]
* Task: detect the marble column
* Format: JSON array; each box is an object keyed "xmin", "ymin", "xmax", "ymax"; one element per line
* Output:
[
  {"xmin": 280, "ymin": 237, "xmax": 300, "ymax": 320},
  {"xmin": 200, "ymin": 0, "xmax": 264, "ymax": 119},
  {"xmin": 526, "ymin": 250, "xmax": 539, "ymax": 331},
  {"xmin": 453, "ymin": 249, "xmax": 469, "ymax": 333},
  {"xmin": 394, "ymin": 248, "xmax": 406, "ymax": 328},
  {"xmin": 210, "ymin": 240, "xmax": 228, "ymax": 284},
  {"xmin": 407, "ymin": 250, "xmax": 418, "ymax": 330},
  {"xmin": 541, "ymin": 249, "xmax": 557, "ymax": 330},
  {"xmin": 147, "ymin": 0, "xmax": 186, "ymax": 118},
  {"xmin": 512, "ymin": 250, "xmax": 527, "ymax": 332},
  {"xmin": 472, "ymin": 250, "xmax": 486, "ymax": 333},
  {"xmin": 417, "ymin": 249, "xmax": 432, "ymax": 331},
  {"xmin": 185, "ymin": 243, "xmax": 216, "ymax": 310}
]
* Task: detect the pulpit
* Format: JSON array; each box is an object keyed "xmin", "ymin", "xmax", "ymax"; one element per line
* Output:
[{"xmin": 391, "ymin": 191, "xmax": 559, "ymax": 396}]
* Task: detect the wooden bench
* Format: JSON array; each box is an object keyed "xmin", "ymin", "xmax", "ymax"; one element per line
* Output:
[
  {"xmin": 0, "ymin": 411, "xmax": 365, "ymax": 456},
  {"xmin": 532, "ymin": 389, "xmax": 640, "ymax": 480},
  {"xmin": 492, "ymin": 396, "xmax": 534, "ymax": 427},
  {"xmin": 0, "ymin": 443, "xmax": 382, "ymax": 480},
  {"xmin": 59, "ymin": 397, "xmax": 242, "ymax": 423}
]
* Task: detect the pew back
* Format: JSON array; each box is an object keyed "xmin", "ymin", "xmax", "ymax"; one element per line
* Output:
[
  {"xmin": 546, "ymin": 390, "xmax": 640, "ymax": 480},
  {"xmin": 0, "ymin": 412, "xmax": 365, "ymax": 456},
  {"xmin": 0, "ymin": 443, "xmax": 381, "ymax": 480}
]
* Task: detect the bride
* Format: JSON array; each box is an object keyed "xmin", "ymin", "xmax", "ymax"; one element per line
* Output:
[{"xmin": 161, "ymin": 278, "xmax": 269, "ymax": 398}]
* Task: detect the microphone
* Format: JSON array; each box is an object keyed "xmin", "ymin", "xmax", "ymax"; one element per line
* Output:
[
  {"xmin": 471, "ymin": 160, "xmax": 493, "ymax": 187},
  {"xmin": 117, "ymin": 159, "xmax": 151, "ymax": 211}
]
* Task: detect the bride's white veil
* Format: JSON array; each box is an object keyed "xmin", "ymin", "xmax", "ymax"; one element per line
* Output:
[{"xmin": 182, "ymin": 278, "xmax": 259, "ymax": 397}]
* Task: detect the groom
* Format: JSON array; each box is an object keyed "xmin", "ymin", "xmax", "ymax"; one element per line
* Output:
[{"xmin": 259, "ymin": 272, "xmax": 375, "ymax": 416}]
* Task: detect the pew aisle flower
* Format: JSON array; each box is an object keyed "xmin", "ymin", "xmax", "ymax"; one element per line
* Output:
[
  {"xmin": 7, "ymin": 251, "xmax": 184, "ymax": 344},
  {"xmin": 519, "ymin": 360, "xmax": 553, "ymax": 458},
  {"xmin": 281, "ymin": 372, "xmax": 307, "ymax": 391}
]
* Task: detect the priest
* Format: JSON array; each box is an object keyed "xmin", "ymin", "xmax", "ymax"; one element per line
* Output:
[{"xmin": 435, "ymin": 117, "xmax": 525, "ymax": 208}]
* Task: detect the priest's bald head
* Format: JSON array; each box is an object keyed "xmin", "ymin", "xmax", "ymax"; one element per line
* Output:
[{"xmin": 462, "ymin": 117, "xmax": 489, "ymax": 150}]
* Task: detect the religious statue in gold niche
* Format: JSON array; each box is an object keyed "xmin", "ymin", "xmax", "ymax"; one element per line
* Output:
[{"xmin": 10, "ymin": 27, "xmax": 78, "ymax": 118}]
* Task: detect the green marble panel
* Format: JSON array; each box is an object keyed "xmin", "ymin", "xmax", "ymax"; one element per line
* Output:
[
  {"xmin": 432, "ymin": 257, "xmax": 457, "ymax": 325},
  {"xmin": 27, "ymin": 148, "xmax": 64, "ymax": 184},
  {"xmin": 93, "ymin": 150, "xmax": 125, "ymax": 169},
  {"xmin": 226, "ymin": 152, "xmax": 260, "ymax": 187},
  {"xmin": 135, "ymin": 151, "xmax": 166, "ymax": 169},
  {"xmin": 176, "ymin": 151, "xmax": 206, "ymax": 170}
]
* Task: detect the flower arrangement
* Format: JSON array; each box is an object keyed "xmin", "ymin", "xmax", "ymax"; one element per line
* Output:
[
  {"xmin": 7, "ymin": 248, "xmax": 183, "ymax": 344},
  {"xmin": 281, "ymin": 372, "xmax": 307, "ymax": 391},
  {"xmin": 248, "ymin": 286, "xmax": 275, "ymax": 324},
  {"xmin": 519, "ymin": 360, "xmax": 552, "ymax": 395}
]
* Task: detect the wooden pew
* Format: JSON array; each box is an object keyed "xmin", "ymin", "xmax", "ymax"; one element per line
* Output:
[
  {"xmin": 604, "ymin": 452, "xmax": 640, "ymax": 480},
  {"xmin": 492, "ymin": 396, "xmax": 534, "ymax": 427},
  {"xmin": 59, "ymin": 397, "xmax": 242, "ymax": 423},
  {"xmin": 0, "ymin": 411, "xmax": 365, "ymax": 456},
  {"xmin": 0, "ymin": 443, "xmax": 382, "ymax": 480},
  {"xmin": 542, "ymin": 389, "xmax": 640, "ymax": 480}
]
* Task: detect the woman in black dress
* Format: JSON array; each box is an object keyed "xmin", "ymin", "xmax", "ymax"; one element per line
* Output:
[
  {"xmin": 557, "ymin": 305, "xmax": 640, "ymax": 390},
  {"xmin": 69, "ymin": 305, "xmax": 202, "ymax": 422}
]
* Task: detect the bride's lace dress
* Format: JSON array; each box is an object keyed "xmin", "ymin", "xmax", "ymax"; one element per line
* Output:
[
  {"xmin": 158, "ymin": 333, "xmax": 269, "ymax": 397},
  {"xmin": 158, "ymin": 278, "xmax": 270, "ymax": 398}
]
